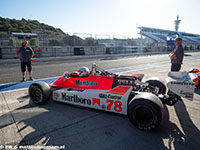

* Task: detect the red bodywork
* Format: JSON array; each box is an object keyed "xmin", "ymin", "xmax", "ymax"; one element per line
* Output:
[
  {"xmin": 50, "ymin": 71, "xmax": 144, "ymax": 90},
  {"xmin": 51, "ymin": 75, "xmax": 114, "ymax": 90}
]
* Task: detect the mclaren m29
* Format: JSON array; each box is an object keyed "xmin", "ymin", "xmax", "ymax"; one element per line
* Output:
[{"xmin": 29, "ymin": 64, "xmax": 195, "ymax": 130}]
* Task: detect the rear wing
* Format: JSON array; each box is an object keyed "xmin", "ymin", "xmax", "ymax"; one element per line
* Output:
[{"xmin": 166, "ymin": 72, "xmax": 195, "ymax": 101}]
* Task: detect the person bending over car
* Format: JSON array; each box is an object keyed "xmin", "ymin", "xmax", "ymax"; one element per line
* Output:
[
  {"xmin": 169, "ymin": 37, "xmax": 184, "ymax": 71},
  {"xmin": 19, "ymin": 41, "xmax": 34, "ymax": 81}
]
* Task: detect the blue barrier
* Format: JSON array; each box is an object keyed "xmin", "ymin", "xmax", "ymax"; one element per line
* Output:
[{"xmin": 0, "ymin": 77, "xmax": 59, "ymax": 92}]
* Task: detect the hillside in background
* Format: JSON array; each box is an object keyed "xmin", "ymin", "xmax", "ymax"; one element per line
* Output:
[
  {"xmin": 0, "ymin": 16, "xmax": 67, "ymax": 39},
  {"xmin": 0, "ymin": 16, "xmax": 99, "ymax": 46}
]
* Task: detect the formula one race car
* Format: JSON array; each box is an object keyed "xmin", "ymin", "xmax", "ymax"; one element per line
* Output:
[
  {"xmin": 29, "ymin": 64, "xmax": 195, "ymax": 130},
  {"xmin": 188, "ymin": 68, "xmax": 200, "ymax": 87}
]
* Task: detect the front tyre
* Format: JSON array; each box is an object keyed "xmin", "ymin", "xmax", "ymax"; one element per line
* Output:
[
  {"xmin": 29, "ymin": 82, "xmax": 51, "ymax": 104},
  {"xmin": 128, "ymin": 93, "xmax": 164, "ymax": 130}
]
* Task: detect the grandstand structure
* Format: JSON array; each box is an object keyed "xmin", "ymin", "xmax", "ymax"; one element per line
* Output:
[
  {"xmin": 138, "ymin": 27, "xmax": 200, "ymax": 47},
  {"xmin": 138, "ymin": 26, "xmax": 200, "ymax": 49},
  {"xmin": 138, "ymin": 16, "xmax": 200, "ymax": 50}
]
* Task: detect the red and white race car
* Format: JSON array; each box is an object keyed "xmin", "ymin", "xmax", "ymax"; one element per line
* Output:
[{"xmin": 29, "ymin": 64, "xmax": 195, "ymax": 130}]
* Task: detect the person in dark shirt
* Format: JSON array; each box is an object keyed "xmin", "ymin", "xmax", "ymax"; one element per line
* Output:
[
  {"xmin": 19, "ymin": 41, "xmax": 34, "ymax": 81},
  {"xmin": 169, "ymin": 37, "xmax": 184, "ymax": 71}
]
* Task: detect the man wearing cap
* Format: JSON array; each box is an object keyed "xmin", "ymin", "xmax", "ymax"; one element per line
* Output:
[
  {"xmin": 169, "ymin": 37, "xmax": 184, "ymax": 71},
  {"xmin": 19, "ymin": 41, "xmax": 34, "ymax": 81}
]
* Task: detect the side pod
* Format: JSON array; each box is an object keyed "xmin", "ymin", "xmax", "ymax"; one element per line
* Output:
[{"xmin": 166, "ymin": 72, "xmax": 195, "ymax": 101}]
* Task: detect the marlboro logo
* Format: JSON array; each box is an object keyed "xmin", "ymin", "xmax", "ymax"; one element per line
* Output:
[{"xmin": 76, "ymin": 80, "xmax": 97, "ymax": 86}]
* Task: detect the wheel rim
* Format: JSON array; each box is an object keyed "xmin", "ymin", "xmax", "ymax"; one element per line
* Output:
[
  {"xmin": 30, "ymin": 85, "xmax": 43, "ymax": 103},
  {"xmin": 147, "ymin": 80, "xmax": 166, "ymax": 95},
  {"xmin": 132, "ymin": 104, "xmax": 155, "ymax": 127}
]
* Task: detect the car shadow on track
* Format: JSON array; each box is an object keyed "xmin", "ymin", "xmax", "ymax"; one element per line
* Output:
[
  {"xmin": 156, "ymin": 101, "xmax": 200, "ymax": 150},
  {"xmin": 173, "ymin": 100, "xmax": 200, "ymax": 150},
  {"xmin": 1, "ymin": 94, "xmax": 200, "ymax": 150}
]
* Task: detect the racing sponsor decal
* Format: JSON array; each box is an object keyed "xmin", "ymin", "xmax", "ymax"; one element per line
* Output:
[
  {"xmin": 170, "ymin": 81, "xmax": 195, "ymax": 86},
  {"xmin": 100, "ymin": 76, "xmax": 112, "ymax": 79},
  {"xmin": 92, "ymin": 98, "xmax": 122, "ymax": 112},
  {"xmin": 60, "ymin": 93, "xmax": 122, "ymax": 112},
  {"xmin": 117, "ymin": 79, "xmax": 134, "ymax": 86},
  {"xmin": 61, "ymin": 93, "xmax": 91, "ymax": 105},
  {"xmin": 92, "ymin": 98, "xmax": 100, "ymax": 106},
  {"xmin": 99, "ymin": 93, "xmax": 122, "ymax": 100},
  {"xmin": 76, "ymin": 80, "xmax": 97, "ymax": 86},
  {"xmin": 106, "ymin": 99, "xmax": 122, "ymax": 112},
  {"xmin": 53, "ymin": 86, "xmax": 131, "ymax": 115},
  {"xmin": 92, "ymin": 98, "xmax": 123, "ymax": 112}
]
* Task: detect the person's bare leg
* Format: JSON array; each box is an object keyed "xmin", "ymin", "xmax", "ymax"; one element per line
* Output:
[
  {"xmin": 22, "ymin": 72, "xmax": 26, "ymax": 81},
  {"xmin": 29, "ymin": 71, "xmax": 33, "ymax": 80},
  {"xmin": 29, "ymin": 71, "xmax": 32, "ymax": 77}
]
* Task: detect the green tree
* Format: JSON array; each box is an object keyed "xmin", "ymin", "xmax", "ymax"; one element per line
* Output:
[
  {"xmin": 12, "ymin": 23, "xmax": 18, "ymax": 29},
  {"xmin": 0, "ymin": 16, "xmax": 68, "ymax": 42},
  {"xmin": 9, "ymin": 38, "xmax": 16, "ymax": 46},
  {"xmin": 30, "ymin": 38, "xmax": 38, "ymax": 46},
  {"xmin": 73, "ymin": 36, "xmax": 84, "ymax": 46},
  {"xmin": 48, "ymin": 38, "xmax": 62, "ymax": 46},
  {"xmin": 24, "ymin": 24, "xmax": 32, "ymax": 33},
  {"xmin": 16, "ymin": 40, "xmax": 22, "ymax": 46},
  {"xmin": 85, "ymin": 38, "xmax": 98, "ymax": 46},
  {"xmin": 62, "ymin": 35, "xmax": 84, "ymax": 46},
  {"xmin": 0, "ymin": 32, "xmax": 9, "ymax": 39}
]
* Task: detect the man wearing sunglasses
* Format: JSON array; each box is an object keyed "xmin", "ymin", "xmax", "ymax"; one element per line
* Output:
[{"xmin": 169, "ymin": 37, "xmax": 184, "ymax": 71}]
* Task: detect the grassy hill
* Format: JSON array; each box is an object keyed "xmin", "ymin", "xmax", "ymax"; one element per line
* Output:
[
  {"xmin": 0, "ymin": 16, "xmax": 99, "ymax": 46},
  {"xmin": 0, "ymin": 16, "xmax": 66, "ymax": 39}
]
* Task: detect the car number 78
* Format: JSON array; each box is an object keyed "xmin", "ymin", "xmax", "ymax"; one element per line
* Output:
[{"xmin": 107, "ymin": 99, "xmax": 122, "ymax": 112}]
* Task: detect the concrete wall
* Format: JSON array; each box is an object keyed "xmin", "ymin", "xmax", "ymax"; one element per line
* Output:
[
  {"xmin": 0, "ymin": 47, "xmax": 18, "ymax": 59},
  {"xmin": 0, "ymin": 46, "xmax": 106, "ymax": 59}
]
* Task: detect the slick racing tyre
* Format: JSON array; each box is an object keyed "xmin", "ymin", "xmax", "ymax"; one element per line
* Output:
[
  {"xmin": 146, "ymin": 77, "xmax": 166, "ymax": 95},
  {"xmin": 128, "ymin": 93, "xmax": 164, "ymax": 130},
  {"xmin": 29, "ymin": 82, "xmax": 51, "ymax": 104}
]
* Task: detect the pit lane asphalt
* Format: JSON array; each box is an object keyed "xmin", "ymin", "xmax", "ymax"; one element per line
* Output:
[{"xmin": 0, "ymin": 52, "xmax": 200, "ymax": 150}]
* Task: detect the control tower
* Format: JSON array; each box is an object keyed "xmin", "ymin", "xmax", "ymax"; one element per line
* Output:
[{"xmin": 174, "ymin": 15, "xmax": 181, "ymax": 32}]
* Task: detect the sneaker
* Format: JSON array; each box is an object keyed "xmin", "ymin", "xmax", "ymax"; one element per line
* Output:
[
  {"xmin": 21, "ymin": 78, "xmax": 26, "ymax": 82},
  {"xmin": 29, "ymin": 77, "xmax": 34, "ymax": 81}
]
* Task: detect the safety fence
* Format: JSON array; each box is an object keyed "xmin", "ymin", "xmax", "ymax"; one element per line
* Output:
[
  {"xmin": 0, "ymin": 46, "xmax": 198, "ymax": 59},
  {"xmin": 0, "ymin": 46, "xmax": 107, "ymax": 59}
]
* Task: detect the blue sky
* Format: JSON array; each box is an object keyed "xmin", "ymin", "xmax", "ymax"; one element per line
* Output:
[{"xmin": 0, "ymin": 0, "xmax": 200, "ymax": 38}]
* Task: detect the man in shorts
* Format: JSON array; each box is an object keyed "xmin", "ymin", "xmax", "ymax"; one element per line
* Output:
[{"xmin": 19, "ymin": 41, "xmax": 34, "ymax": 81}]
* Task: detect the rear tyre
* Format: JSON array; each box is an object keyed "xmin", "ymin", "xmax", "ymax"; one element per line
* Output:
[
  {"xmin": 146, "ymin": 77, "xmax": 166, "ymax": 95},
  {"xmin": 29, "ymin": 82, "xmax": 51, "ymax": 104},
  {"xmin": 128, "ymin": 93, "xmax": 164, "ymax": 130}
]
